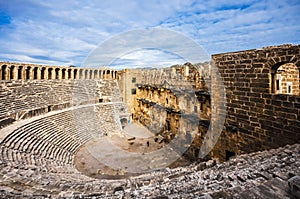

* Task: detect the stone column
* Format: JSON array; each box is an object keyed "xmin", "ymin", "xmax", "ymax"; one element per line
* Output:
[
  {"xmin": 37, "ymin": 67, "xmax": 41, "ymax": 80},
  {"xmin": 90, "ymin": 70, "xmax": 94, "ymax": 79},
  {"xmin": 44, "ymin": 67, "xmax": 48, "ymax": 80}
]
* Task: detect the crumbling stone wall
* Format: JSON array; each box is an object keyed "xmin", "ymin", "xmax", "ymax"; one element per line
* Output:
[
  {"xmin": 131, "ymin": 64, "xmax": 211, "ymax": 160},
  {"xmin": 212, "ymin": 44, "xmax": 300, "ymax": 161}
]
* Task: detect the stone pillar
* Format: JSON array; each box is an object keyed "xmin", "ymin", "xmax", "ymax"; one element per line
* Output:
[
  {"xmin": 78, "ymin": 69, "xmax": 82, "ymax": 79},
  {"xmin": 44, "ymin": 67, "xmax": 48, "ymax": 80},
  {"xmin": 37, "ymin": 68, "xmax": 41, "ymax": 80},
  {"xmin": 90, "ymin": 70, "xmax": 94, "ymax": 79}
]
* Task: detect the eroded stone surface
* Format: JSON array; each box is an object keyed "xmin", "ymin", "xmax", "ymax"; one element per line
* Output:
[{"xmin": 0, "ymin": 144, "xmax": 298, "ymax": 198}]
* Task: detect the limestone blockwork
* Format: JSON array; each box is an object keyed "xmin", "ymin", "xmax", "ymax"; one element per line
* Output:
[
  {"xmin": 127, "ymin": 63, "xmax": 212, "ymax": 160},
  {"xmin": 212, "ymin": 44, "xmax": 300, "ymax": 161}
]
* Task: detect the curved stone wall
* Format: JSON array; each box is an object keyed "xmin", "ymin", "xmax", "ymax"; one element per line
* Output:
[{"xmin": 0, "ymin": 62, "xmax": 118, "ymax": 81}]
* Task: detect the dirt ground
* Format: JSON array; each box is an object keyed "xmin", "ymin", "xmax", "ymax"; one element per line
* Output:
[{"xmin": 74, "ymin": 123, "xmax": 191, "ymax": 179}]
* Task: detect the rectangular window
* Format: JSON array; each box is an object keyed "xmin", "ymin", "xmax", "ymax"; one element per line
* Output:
[
  {"xmin": 276, "ymin": 74, "xmax": 282, "ymax": 93},
  {"xmin": 276, "ymin": 79, "xmax": 280, "ymax": 90},
  {"xmin": 131, "ymin": 88, "xmax": 136, "ymax": 95},
  {"xmin": 132, "ymin": 77, "xmax": 136, "ymax": 83},
  {"xmin": 287, "ymin": 82, "xmax": 292, "ymax": 94}
]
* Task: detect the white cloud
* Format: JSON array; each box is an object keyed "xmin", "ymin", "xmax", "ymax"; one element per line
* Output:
[{"xmin": 0, "ymin": 0, "xmax": 299, "ymax": 67}]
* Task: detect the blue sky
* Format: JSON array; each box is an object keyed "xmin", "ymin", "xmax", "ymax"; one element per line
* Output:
[{"xmin": 0, "ymin": 0, "xmax": 299, "ymax": 67}]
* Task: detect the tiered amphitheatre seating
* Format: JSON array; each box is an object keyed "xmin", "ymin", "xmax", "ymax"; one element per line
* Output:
[
  {"xmin": 0, "ymin": 102, "xmax": 125, "ymax": 169},
  {"xmin": 0, "ymin": 79, "xmax": 120, "ymax": 128},
  {"xmin": 0, "ymin": 143, "xmax": 298, "ymax": 198}
]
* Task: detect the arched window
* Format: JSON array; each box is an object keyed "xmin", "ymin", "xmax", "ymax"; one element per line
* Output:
[
  {"xmin": 33, "ymin": 67, "xmax": 38, "ymax": 79},
  {"xmin": 55, "ymin": 68, "xmax": 60, "ymax": 79},
  {"xmin": 10, "ymin": 65, "xmax": 15, "ymax": 80},
  {"xmin": 74, "ymin": 69, "xmax": 78, "ymax": 79},
  {"xmin": 62, "ymin": 68, "xmax": 66, "ymax": 79},
  {"xmin": 106, "ymin": 70, "xmax": 110, "ymax": 79},
  {"xmin": 48, "ymin": 68, "xmax": 53, "ymax": 79},
  {"xmin": 25, "ymin": 67, "xmax": 31, "ymax": 80},
  {"xmin": 272, "ymin": 63, "xmax": 299, "ymax": 95},
  {"xmin": 67, "ymin": 69, "xmax": 71, "ymax": 79},
  {"xmin": 17, "ymin": 66, "xmax": 23, "ymax": 80},
  {"xmin": 1, "ymin": 65, "xmax": 7, "ymax": 80},
  {"xmin": 41, "ymin": 67, "xmax": 46, "ymax": 79},
  {"xmin": 94, "ymin": 70, "xmax": 98, "ymax": 79},
  {"xmin": 89, "ymin": 70, "xmax": 93, "ymax": 79},
  {"xmin": 85, "ymin": 70, "xmax": 89, "ymax": 79}
]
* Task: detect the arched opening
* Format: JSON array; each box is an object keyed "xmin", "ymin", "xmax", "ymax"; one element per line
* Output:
[
  {"xmin": 111, "ymin": 70, "xmax": 114, "ymax": 79},
  {"xmin": 120, "ymin": 118, "xmax": 128, "ymax": 129},
  {"xmin": 115, "ymin": 71, "xmax": 118, "ymax": 80},
  {"xmin": 17, "ymin": 66, "xmax": 23, "ymax": 80},
  {"xmin": 48, "ymin": 68, "xmax": 53, "ymax": 79},
  {"xmin": 106, "ymin": 70, "xmax": 110, "ymax": 79},
  {"xmin": 61, "ymin": 68, "xmax": 66, "ymax": 79},
  {"xmin": 41, "ymin": 67, "xmax": 46, "ymax": 79},
  {"xmin": 25, "ymin": 67, "xmax": 31, "ymax": 80},
  {"xmin": 1, "ymin": 65, "xmax": 7, "ymax": 80},
  {"xmin": 74, "ymin": 69, "xmax": 78, "ymax": 79},
  {"xmin": 10, "ymin": 65, "xmax": 15, "ymax": 80},
  {"xmin": 85, "ymin": 70, "xmax": 89, "ymax": 79},
  {"xmin": 102, "ymin": 70, "xmax": 105, "ymax": 79},
  {"xmin": 33, "ymin": 67, "xmax": 38, "ymax": 79},
  {"xmin": 271, "ymin": 63, "xmax": 299, "ymax": 95},
  {"xmin": 94, "ymin": 70, "xmax": 98, "ymax": 79},
  {"xmin": 80, "ymin": 69, "xmax": 84, "ymax": 79},
  {"xmin": 55, "ymin": 68, "xmax": 60, "ymax": 79},
  {"xmin": 89, "ymin": 70, "xmax": 93, "ymax": 79},
  {"xmin": 67, "ymin": 69, "xmax": 71, "ymax": 79}
]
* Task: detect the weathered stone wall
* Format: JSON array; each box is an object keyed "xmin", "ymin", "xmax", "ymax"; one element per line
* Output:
[
  {"xmin": 118, "ymin": 63, "xmax": 210, "ymax": 117},
  {"xmin": 212, "ymin": 44, "xmax": 300, "ymax": 161},
  {"xmin": 131, "ymin": 63, "xmax": 211, "ymax": 160}
]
